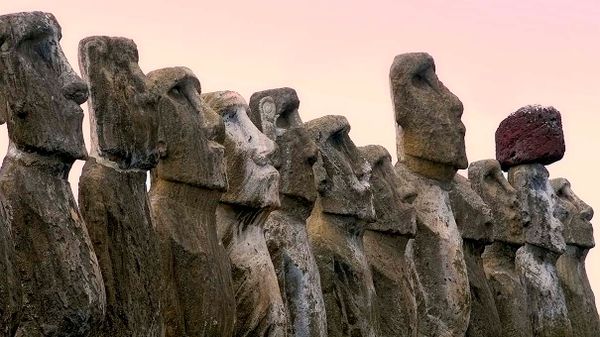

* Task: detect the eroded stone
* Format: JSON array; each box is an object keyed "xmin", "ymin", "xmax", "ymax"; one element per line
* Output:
[
  {"xmin": 469, "ymin": 159, "xmax": 528, "ymax": 245},
  {"xmin": 205, "ymin": 91, "xmax": 286, "ymax": 336},
  {"xmin": 249, "ymin": 88, "xmax": 327, "ymax": 337},
  {"xmin": 359, "ymin": 145, "xmax": 418, "ymax": 337},
  {"xmin": 391, "ymin": 52, "xmax": 470, "ymax": 336},
  {"xmin": 0, "ymin": 12, "xmax": 105, "ymax": 336},
  {"xmin": 509, "ymin": 164, "xmax": 572, "ymax": 336},
  {"xmin": 552, "ymin": 178, "xmax": 599, "ymax": 337},
  {"xmin": 0, "ymin": 195, "xmax": 21, "ymax": 337},
  {"xmin": 508, "ymin": 164, "xmax": 565, "ymax": 253},
  {"xmin": 450, "ymin": 174, "xmax": 494, "ymax": 243},
  {"xmin": 449, "ymin": 174, "xmax": 501, "ymax": 337},
  {"xmin": 78, "ymin": 36, "xmax": 162, "ymax": 337},
  {"xmin": 305, "ymin": 115, "xmax": 376, "ymax": 337},
  {"xmin": 495, "ymin": 105, "xmax": 565, "ymax": 171},
  {"xmin": 470, "ymin": 159, "xmax": 533, "ymax": 337},
  {"xmin": 390, "ymin": 52, "xmax": 467, "ymax": 182},
  {"xmin": 148, "ymin": 68, "xmax": 235, "ymax": 337}
]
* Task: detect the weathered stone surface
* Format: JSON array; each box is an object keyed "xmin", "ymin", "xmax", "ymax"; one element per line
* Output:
[
  {"xmin": 204, "ymin": 91, "xmax": 286, "ymax": 337},
  {"xmin": 0, "ymin": 194, "xmax": 21, "ymax": 337},
  {"xmin": 469, "ymin": 159, "xmax": 528, "ymax": 246},
  {"xmin": 390, "ymin": 52, "xmax": 467, "ymax": 182},
  {"xmin": 249, "ymin": 87, "xmax": 302, "ymax": 142},
  {"xmin": 508, "ymin": 164, "xmax": 565, "ymax": 253},
  {"xmin": 394, "ymin": 163, "xmax": 470, "ymax": 337},
  {"xmin": 551, "ymin": 178, "xmax": 594, "ymax": 248},
  {"xmin": 305, "ymin": 115, "xmax": 376, "ymax": 337},
  {"xmin": 509, "ymin": 164, "xmax": 572, "ymax": 337},
  {"xmin": 78, "ymin": 36, "xmax": 162, "ymax": 337},
  {"xmin": 249, "ymin": 88, "xmax": 327, "ymax": 337},
  {"xmin": 147, "ymin": 68, "xmax": 235, "ymax": 337},
  {"xmin": 552, "ymin": 178, "xmax": 599, "ymax": 337},
  {"xmin": 449, "ymin": 174, "xmax": 501, "ymax": 337},
  {"xmin": 450, "ymin": 174, "xmax": 494, "ymax": 243},
  {"xmin": 306, "ymin": 115, "xmax": 374, "ymax": 220},
  {"xmin": 495, "ymin": 105, "xmax": 565, "ymax": 171},
  {"xmin": 470, "ymin": 159, "xmax": 533, "ymax": 337},
  {"xmin": 515, "ymin": 245, "xmax": 573, "ymax": 337},
  {"xmin": 359, "ymin": 145, "xmax": 418, "ymax": 337},
  {"xmin": 0, "ymin": 12, "xmax": 106, "ymax": 337},
  {"xmin": 0, "ymin": 12, "xmax": 88, "ymax": 161},
  {"xmin": 391, "ymin": 52, "xmax": 470, "ymax": 336}
]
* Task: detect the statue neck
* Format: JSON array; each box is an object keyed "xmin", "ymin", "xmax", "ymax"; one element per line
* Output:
[
  {"xmin": 309, "ymin": 197, "xmax": 366, "ymax": 237},
  {"xmin": 403, "ymin": 154, "xmax": 457, "ymax": 183},
  {"xmin": 5, "ymin": 142, "xmax": 73, "ymax": 179},
  {"xmin": 89, "ymin": 152, "xmax": 147, "ymax": 174},
  {"xmin": 150, "ymin": 178, "xmax": 221, "ymax": 211}
]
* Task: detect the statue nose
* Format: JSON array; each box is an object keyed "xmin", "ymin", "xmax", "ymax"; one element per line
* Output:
[{"xmin": 62, "ymin": 77, "xmax": 89, "ymax": 105}]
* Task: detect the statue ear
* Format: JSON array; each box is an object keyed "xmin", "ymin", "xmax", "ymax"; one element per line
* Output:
[{"xmin": 258, "ymin": 96, "xmax": 277, "ymax": 141}]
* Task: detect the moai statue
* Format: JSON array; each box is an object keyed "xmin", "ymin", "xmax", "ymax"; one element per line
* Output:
[
  {"xmin": 203, "ymin": 91, "xmax": 286, "ymax": 337},
  {"xmin": 248, "ymin": 88, "xmax": 327, "ymax": 337},
  {"xmin": 497, "ymin": 105, "xmax": 573, "ymax": 337},
  {"xmin": 552, "ymin": 178, "xmax": 600, "ymax": 336},
  {"xmin": 0, "ymin": 47, "xmax": 20, "ymax": 336},
  {"xmin": 390, "ymin": 52, "xmax": 470, "ymax": 336},
  {"xmin": 0, "ymin": 12, "xmax": 105, "ymax": 336},
  {"xmin": 78, "ymin": 36, "xmax": 163, "ymax": 337},
  {"xmin": 469, "ymin": 159, "xmax": 533, "ymax": 337},
  {"xmin": 449, "ymin": 174, "xmax": 502, "ymax": 337},
  {"xmin": 305, "ymin": 115, "xmax": 376, "ymax": 337},
  {"xmin": 147, "ymin": 67, "xmax": 235, "ymax": 337},
  {"xmin": 358, "ymin": 145, "xmax": 419, "ymax": 337}
]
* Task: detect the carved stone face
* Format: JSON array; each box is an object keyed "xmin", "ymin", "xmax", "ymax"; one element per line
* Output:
[
  {"xmin": 508, "ymin": 164, "xmax": 565, "ymax": 253},
  {"xmin": 79, "ymin": 36, "xmax": 159, "ymax": 170},
  {"xmin": 146, "ymin": 67, "xmax": 227, "ymax": 190},
  {"xmin": 203, "ymin": 91, "xmax": 279, "ymax": 209},
  {"xmin": 469, "ymin": 159, "xmax": 528, "ymax": 245},
  {"xmin": 551, "ymin": 178, "xmax": 594, "ymax": 249},
  {"xmin": 390, "ymin": 53, "xmax": 467, "ymax": 178},
  {"xmin": 305, "ymin": 115, "xmax": 374, "ymax": 221},
  {"xmin": 450, "ymin": 174, "xmax": 494, "ymax": 243},
  {"xmin": 249, "ymin": 88, "xmax": 318, "ymax": 203},
  {"xmin": 359, "ymin": 145, "xmax": 416, "ymax": 236},
  {"xmin": 0, "ymin": 12, "xmax": 88, "ymax": 162}
]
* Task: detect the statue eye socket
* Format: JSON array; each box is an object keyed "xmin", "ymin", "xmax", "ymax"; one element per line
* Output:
[{"xmin": 169, "ymin": 86, "xmax": 183, "ymax": 97}]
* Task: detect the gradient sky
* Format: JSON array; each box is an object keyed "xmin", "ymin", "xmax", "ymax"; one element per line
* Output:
[{"xmin": 2, "ymin": 1, "xmax": 599, "ymax": 307}]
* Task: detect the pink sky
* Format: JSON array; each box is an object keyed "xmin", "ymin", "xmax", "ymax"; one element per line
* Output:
[{"xmin": 2, "ymin": 0, "xmax": 599, "ymax": 307}]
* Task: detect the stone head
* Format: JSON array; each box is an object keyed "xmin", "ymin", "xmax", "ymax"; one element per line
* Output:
[
  {"xmin": 79, "ymin": 36, "xmax": 160, "ymax": 170},
  {"xmin": 359, "ymin": 145, "xmax": 416, "ymax": 236},
  {"xmin": 0, "ymin": 12, "xmax": 88, "ymax": 162},
  {"xmin": 550, "ymin": 178, "xmax": 594, "ymax": 249},
  {"xmin": 203, "ymin": 90, "xmax": 279, "ymax": 209},
  {"xmin": 146, "ymin": 67, "xmax": 227, "ymax": 190},
  {"xmin": 305, "ymin": 115, "xmax": 374, "ymax": 221},
  {"xmin": 249, "ymin": 88, "xmax": 318, "ymax": 204},
  {"xmin": 508, "ymin": 164, "xmax": 566, "ymax": 253},
  {"xmin": 468, "ymin": 159, "xmax": 528, "ymax": 245},
  {"xmin": 389, "ymin": 52, "xmax": 467, "ymax": 181},
  {"xmin": 449, "ymin": 174, "xmax": 494, "ymax": 243},
  {"xmin": 248, "ymin": 87, "xmax": 302, "ymax": 141}
]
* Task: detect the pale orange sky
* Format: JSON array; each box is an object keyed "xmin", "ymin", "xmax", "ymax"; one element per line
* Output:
[{"xmin": 2, "ymin": 0, "xmax": 599, "ymax": 307}]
